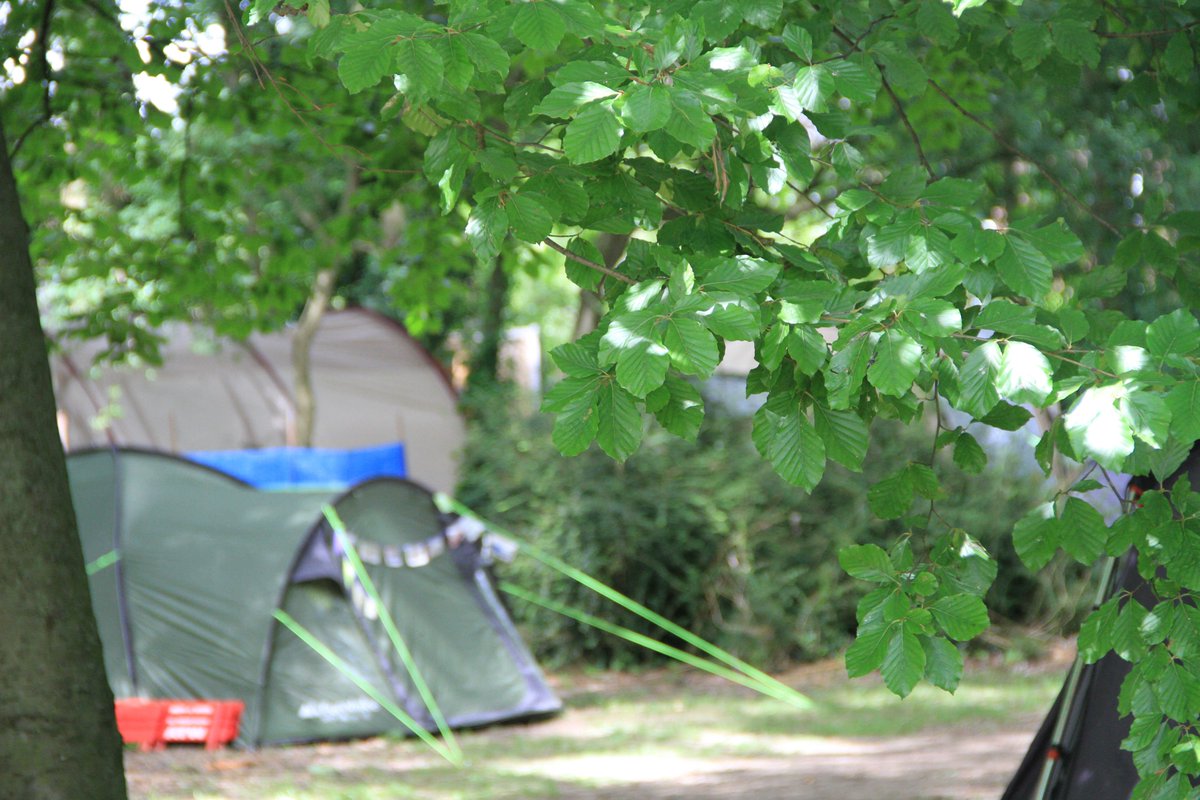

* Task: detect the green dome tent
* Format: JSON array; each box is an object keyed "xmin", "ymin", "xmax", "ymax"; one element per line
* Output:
[{"xmin": 72, "ymin": 448, "xmax": 560, "ymax": 746}]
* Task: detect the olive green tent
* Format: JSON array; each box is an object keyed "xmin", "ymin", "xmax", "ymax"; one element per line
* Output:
[{"xmin": 72, "ymin": 448, "xmax": 560, "ymax": 746}]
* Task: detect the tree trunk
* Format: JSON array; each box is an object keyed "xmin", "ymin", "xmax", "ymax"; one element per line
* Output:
[
  {"xmin": 0, "ymin": 119, "xmax": 128, "ymax": 799},
  {"xmin": 466, "ymin": 256, "xmax": 510, "ymax": 395},
  {"xmin": 291, "ymin": 265, "xmax": 338, "ymax": 447}
]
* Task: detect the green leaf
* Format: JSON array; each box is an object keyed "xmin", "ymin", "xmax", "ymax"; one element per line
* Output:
[
  {"xmin": 923, "ymin": 636, "xmax": 964, "ymax": 693},
  {"xmin": 513, "ymin": 2, "xmax": 566, "ymax": 51},
  {"xmin": 930, "ymin": 594, "xmax": 990, "ymax": 641},
  {"xmin": 563, "ymin": 237, "xmax": 605, "ymax": 291},
  {"xmin": 845, "ymin": 625, "xmax": 891, "ymax": 678},
  {"xmin": 663, "ymin": 317, "xmax": 719, "ymax": 377},
  {"xmin": 564, "ymin": 104, "xmax": 623, "ymax": 164},
  {"xmin": 653, "ymin": 375, "xmax": 704, "ymax": 440},
  {"xmin": 1065, "ymin": 385, "xmax": 1135, "ymax": 471},
  {"xmin": 615, "ymin": 341, "xmax": 670, "ymax": 398},
  {"xmin": 908, "ymin": 463, "xmax": 940, "ymax": 500},
  {"xmin": 813, "ymin": 404, "xmax": 869, "ymax": 472},
  {"xmin": 1077, "ymin": 597, "xmax": 1119, "ymax": 663},
  {"xmin": 621, "ymin": 84, "xmax": 672, "ymax": 132},
  {"xmin": 826, "ymin": 335, "xmax": 873, "ymax": 410},
  {"xmin": 764, "ymin": 409, "xmax": 826, "ymax": 490},
  {"xmin": 1112, "ymin": 599, "xmax": 1149, "ymax": 661},
  {"xmin": 740, "ymin": 0, "xmax": 782, "ymax": 28},
  {"xmin": 555, "ymin": 0, "xmax": 605, "ymax": 38},
  {"xmin": 881, "ymin": 625, "xmax": 926, "ymax": 698},
  {"xmin": 879, "ymin": 51, "xmax": 927, "ymax": 98},
  {"xmin": 551, "ymin": 399, "xmax": 598, "ymax": 455},
  {"xmin": 998, "ymin": 341, "xmax": 1053, "ymax": 405},
  {"xmin": 907, "ymin": 299, "xmax": 962, "ymax": 338},
  {"xmin": 921, "ymin": 178, "xmax": 982, "ymax": 209},
  {"xmin": 465, "ymin": 198, "xmax": 508, "ymax": 260},
  {"xmin": 534, "ymin": 82, "xmax": 621, "ymax": 118},
  {"xmin": 1167, "ymin": 381, "xmax": 1200, "ymax": 444},
  {"xmin": 867, "ymin": 330, "xmax": 922, "ymax": 397},
  {"xmin": 1156, "ymin": 660, "xmax": 1200, "ymax": 723},
  {"xmin": 664, "ymin": 90, "xmax": 717, "ymax": 151},
  {"xmin": 1012, "ymin": 503, "xmax": 1060, "ymax": 571},
  {"xmin": 462, "ymin": 33, "xmax": 510, "ymax": 75},
  {"xmin": 957, "ymin": 341, "xmax": 1002, "ymax": 419},
  {"xmin": 1059, "ymin": 497, "xmax": 1107, "ymax": 564},
  {"xmin": 550, "ymin": 341, "xmax": 600, "ymax": 377},
  {"xmin": 1052, "ymin": 20, "xmax": 1100, "ymax": 68},
  {"xmin": 792, "ymin": 66, "xmax": 834, "ymax": 112},
  {"xmin": 699, "ymin": 256, "xmax": 780, "ymax": 295},
  {"xmin": 979, "ymin": 402, "xmax": 1033, "ymax": 431},
  {"xmin": 1011, "ymin": 24, "xmax": 1052, "ymax": 66},
  {"xmin": 1163, "ymin": 32, "xmax": 1195, "ymax": 82},
  {"xmin": 595, "ymin": 380, "xmax": 643, "ymax": 461},
  {"xmin": 781, "ymin": 24, "xmax": 813, "ymax": 61},
  {"xmin": 953, "ymin": 432, "xmax": 988, "ymax": 474},
  {"xmin": 338, "ymin": 39, "xmax": 393, "ymax": 94},
  {"xmin": 839, "ymin": 544, "xmax": 895, "ymax": 583},
  {"xmin": 1146, "ymin": 309, "xmax": 1200, "ymax": 361},
  {"xmin": 505, "ymin": 193, "xmax": 554, "ymax": 243},
  {"xmin": 997, "ymin": 235, "xmax": 1052, "ymax": 300},
  {"xmin": 869, "ymin": 468, "xmax": 915, "ymax": 520},
  {"xmin": 699, "ymin": 297, "xmax": 760, "ymax": 341},
  {"xmin": 1120, "ymin": 392, "xmax": 1171, "ymax": 449},
  {"xmin": 394, "ymin": 39, "xmax": 444, "ymax": 97},
  {"xmin": 787, "ymin": 326, "xmax": 828, "ymax": 374}
]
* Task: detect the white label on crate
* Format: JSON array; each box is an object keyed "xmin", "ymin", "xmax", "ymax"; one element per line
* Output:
[
  {"xmin": 163, "ymin": 726, "xmax": 208, "ymax": 741},
  {"xmin": 297, "ymin": 697, "xmax": 379, "ymax": 723}
]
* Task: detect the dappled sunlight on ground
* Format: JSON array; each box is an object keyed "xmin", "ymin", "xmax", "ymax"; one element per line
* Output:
[{"xmin": 124, "ymin": 659, "xmax": 1065, "ymax": 800}]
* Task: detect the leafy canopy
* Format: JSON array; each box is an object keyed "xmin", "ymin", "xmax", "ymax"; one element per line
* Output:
[{"xmin": 6, "ymin": 0, "xmax": 1200, "ymax": 794}]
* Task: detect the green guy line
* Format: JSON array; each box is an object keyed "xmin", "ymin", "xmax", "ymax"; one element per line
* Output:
[
  {"xmin": 435, "ymin": 493, "xmax": 811, "ymax": 709},
  {"xmin": 501, "ymin": 582, "xmax": 810, "ymax": 707},
  {"xmin": 272, "ymin": 610, "xmax": 460, "ymax": 765},
  {"xmin": 86, "ymin": 550, "xmax": 119, "ymax": 576},
  {"xmin": 322, "ymin": 505, "xmax": 463, "ymax": 762}
]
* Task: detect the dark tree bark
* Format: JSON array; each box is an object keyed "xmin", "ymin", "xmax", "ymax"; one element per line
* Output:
[
  {"xmin": 466, "ymin": 256, "xmax": 510, "ymax": 394},
  {"xmin": 0, "ymin": 118, "xmax": 128, "ymax": 799}
]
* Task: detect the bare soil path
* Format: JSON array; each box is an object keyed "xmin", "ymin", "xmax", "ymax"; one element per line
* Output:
[{"xmin": 125, "ymin": 661, "xmax": 1058, "ymax": 800}]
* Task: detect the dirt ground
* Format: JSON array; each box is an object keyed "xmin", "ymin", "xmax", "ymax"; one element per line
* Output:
[{"xmin": 124, "ymin": 660, "xmax": 1057, "ymax": 800}]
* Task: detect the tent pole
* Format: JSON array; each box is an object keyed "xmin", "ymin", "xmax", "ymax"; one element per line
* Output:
[{"xmin": 1032, "ymin": 554, "xmax": 1119, "ymax": 800}]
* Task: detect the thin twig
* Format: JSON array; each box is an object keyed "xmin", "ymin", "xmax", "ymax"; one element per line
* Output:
[
  {"xmin": 880, "ymin": 73, "xmax": 934, "ymax": 179},
  {"xmin": 9, "ymin": 0, "xmax": 56, "ymax": 159},
  {"xmin": 927, "ymin": 80, "xmax": 1120, "ymax": 236},
  {"xmin": 543, "ymin": 238, "xmax": 636, "ymax": 284},
  {"xmin": 1098, "ymin": 21, "xmax": 1200, "ymax": 39},
  {"xmin": 831, "ymin": 25, "xmax": 932, "ymax": 179}
]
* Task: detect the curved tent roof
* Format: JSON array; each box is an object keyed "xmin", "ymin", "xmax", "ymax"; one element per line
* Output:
[{"xmin": 51, "ymin": 308, "xmax": 464, "ymax": 493}]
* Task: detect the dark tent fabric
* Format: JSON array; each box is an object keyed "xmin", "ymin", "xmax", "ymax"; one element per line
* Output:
[
  {"xmin": 72, "ymin": 448, "xmax": 560, "ymax": 746},
  {"xmin": 1000, "ymin": 552, "xmax": 1147, "ymax": 800},
  {"xmin": 1002, "ymin": 453, "xmax": 1200, "ymax": 800}
]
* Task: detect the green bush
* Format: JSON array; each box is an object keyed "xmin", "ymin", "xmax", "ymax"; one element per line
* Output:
[{"xmin": 457, "ymin": 387, "xmax": 1086, "ymax": 669}]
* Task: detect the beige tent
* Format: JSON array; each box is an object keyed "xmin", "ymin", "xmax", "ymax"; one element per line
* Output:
[{"xmin": 51, "ymin": 308, "xmax": 464, "ymax": 493}]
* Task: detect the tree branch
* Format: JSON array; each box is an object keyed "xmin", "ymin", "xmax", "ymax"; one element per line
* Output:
[
  {"xmin": 543, "ymin": 238, "xmax": 636, "ymax": 284},
  {"xmin": 831, "ymin": 25, "xmax": 933, "ymax": 179},
  {"xmin": 927, "ymin": 80, "xmax": 1121, "ymax": 236},
  {"xmin": 8, "ymin": 0, "xmax": 56, "ymax": 160}
]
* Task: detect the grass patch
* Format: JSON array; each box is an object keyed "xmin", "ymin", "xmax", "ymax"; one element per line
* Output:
[{"xmin": 130, "ymin": 663, "xmax": 1063, "ymax": 800}]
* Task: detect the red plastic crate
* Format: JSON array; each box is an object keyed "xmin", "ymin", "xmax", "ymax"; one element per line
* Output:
[{"xmin": 115, "ymin": 699, "xmax": 244, "ymax": 751}]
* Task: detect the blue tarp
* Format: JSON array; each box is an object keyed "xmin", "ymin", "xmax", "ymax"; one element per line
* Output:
[{"xmin": 186, "ymin": 443, "xmax": 407, "ymax": 490}]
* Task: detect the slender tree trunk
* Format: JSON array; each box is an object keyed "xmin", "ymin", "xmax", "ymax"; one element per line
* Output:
[
  {"xmin": 466, "ymin": 256, "xmax": 510, "ymax": 394},
  {"xmin": 289, "ymin": 165, "xmax": 360, "ymax": 447},
  {"xmin": 291, "ymin": 265, "xmax": 338, "ymax": 447},
  {"xmin": 0, "ymin": 119, "xmax": 127, "ymax": 799}
]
